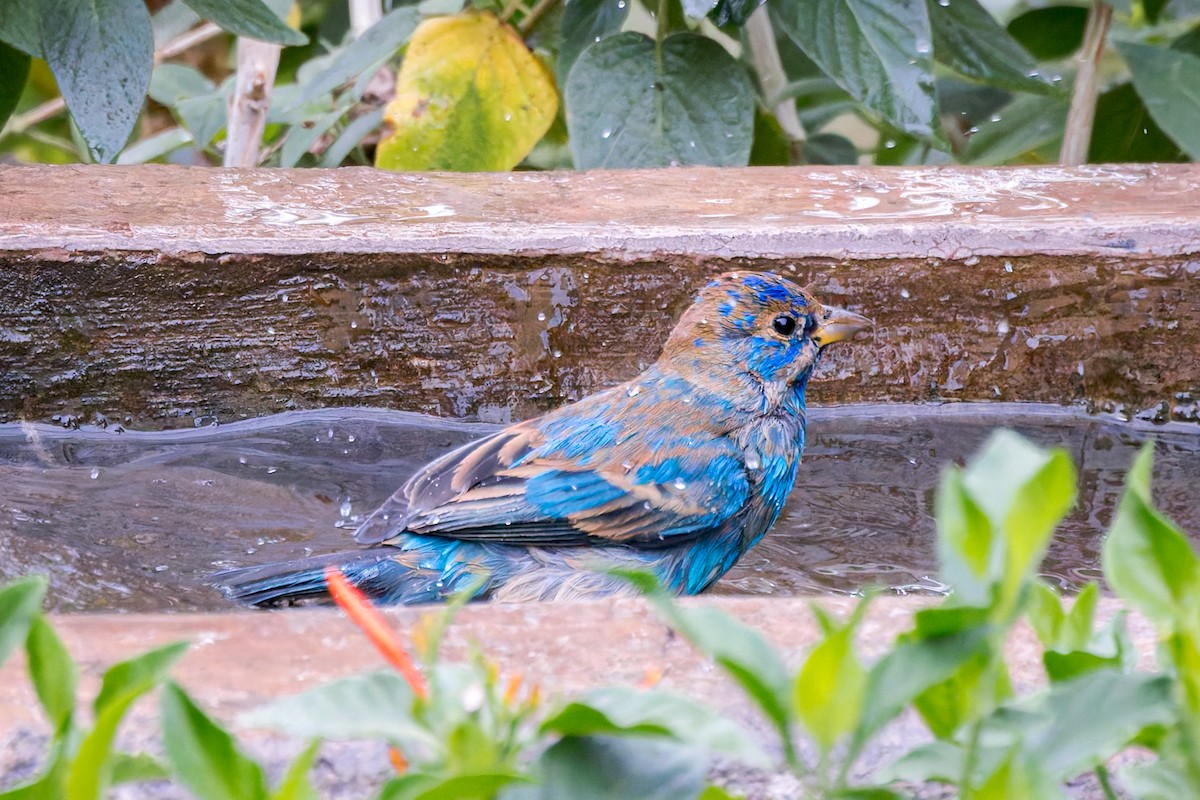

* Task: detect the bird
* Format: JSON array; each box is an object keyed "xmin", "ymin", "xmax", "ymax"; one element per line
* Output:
[{"xmin": 218, "ymin": 271, "xmax": 870, "ymax": 606}]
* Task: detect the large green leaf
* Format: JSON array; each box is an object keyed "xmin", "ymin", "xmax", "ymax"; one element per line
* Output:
[
  {"xmin": 1005, "ymin": 6, "xmax": 1086, "ymax": 61},
  {"xmin": 376, "ymin": 11, "xmax": 558, "ymax": 171},
  {"xmin": 268, "ymin": 742, "xmax": 320, "ymax": 800},
  {"xmin": 0, "ymin": 576, "xmax": 46, "ymax": 670},
  {"xmin": 25, "ymin": 616, "xmax": 77, "ymax": 737},
  {"xmin": 769, "ymin": 0, "xmax": 939, "ymax": 140},
  {"xmin": 651, "ymin": 601, "xmax": 793, "ymax": 743},
  {"xmin": 40, "ymin": 0, "xmax": 153, "ymax": 163},
  {"xmin": 161, "ymin": 683, "xmax": 268, "ymax": 800},
  {"xmin": 541, "ymin": 686, "xmax": 767, "ymax": 766},
  {"xmin": 565, "ymin": 31, "xmax": 754, "ymax": 168},
  {"xmin": 0, "ymin": 3, "xmax": 41, "ymax": 57},
  {"xmin": 242, "ymin": 671, "xmax": 434, "ymax": 748},
  {"xmin": 557, "ymin": 0, "xmax": 629, "ymax": 86},
  {"xmin": 535, "ymin": 735, "xmax": 707, "ymax": 800},
  {"xmin": 1102, "ymin": 441, "xmax": 1200, "ymax": 627},
  {"xmin": 181, "ymin": 0, "xmax": 306, "ymax": 46},
  {"xmin": 67, "ymin": 642, "xmax": 188, "ymax": 800},
  {"xmin": 0, "ymin": 40, "xmax": 30, "ymax": 130},
  {"xmin": 926, "ymin": 0, "xmax": 1053, "ymax": 95},
  {"xmin": 291, "ymin": 7, "xmax": 420, "ymax": 108},
  {"xmin": 936, "ymin": 467, "xmax": 994, "ymax": 605},
  {"xmin": 1116, "ymin": 41, "xmax": 1200, "ymax": 160},
  {"xmin": 795, "ymin": 625, "xmax": 866, "ymax": 751},
  {"xmin": 963, "ymin": 92, "xmax": 1068, "ymax": 164}
]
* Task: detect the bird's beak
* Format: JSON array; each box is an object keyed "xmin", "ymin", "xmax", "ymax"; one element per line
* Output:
[{"xmin": 811, "ymin": 305, "xmax": 873, "ymax": 347}]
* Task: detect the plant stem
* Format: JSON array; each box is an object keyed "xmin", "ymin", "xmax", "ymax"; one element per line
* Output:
[
  {"xmin": 349, "ymin": 0, "xmax": 383, "ymax": 36},
  {"xmin": 1095, "ymin": 764, "xmax": 1119, "ymax": 800},
  {"xmin": 518, "ymin": 0, "xmax": 560, "ymax": 36},
  {"xmin": 744, "ymin": 5, "xmax": 806, "ymax": 162},
  {"xmin": 224, "ymin": 36, "xmax": 281, "ymax": 167},
  {"xmin": 959, "ymin": 718, "xmax": 984, "ymax": 799},
  {"xmin": 1060, "ymin": 1, "xmax": 1112, "ymax": 165}
]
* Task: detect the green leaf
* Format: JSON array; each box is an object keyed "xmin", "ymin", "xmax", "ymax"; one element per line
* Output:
[
  {"xmin": 291, "ymin": 7, "xmax": 420, "ymax": 108},
  {"xmin": 109, "ymin": 753, "xmax": 170, "ymax": 785},
  {"xmin": 25, "ymin": 615, "xmax": 77, "ymax": 736},
  {"xmin": 115, "ymin": 127, "xmax": 195, "ymax": 165},
  {"xmin": 175, "ymin": 87, "xmax": 231, "ymax": 148},
  {"xmin": 319, "ymin": 105, "xmax": 385, "ymax": 166},
  {"xmin": 268, "ymin": 742, "xmax": 320, "ymax": 800},
  {"xmin": 1005, "ymin": 6, "xmax": 1086, "ymax": 61},
  {"xmin": 380, "ymin": 772, "xmax": 528, "ymax": 800},
  {"xmin": 1025, "ymin": 581, "xmax": 1065, "ymax": 649},
  {"xmin": 148, "ymin": 63, "xmax": 215, "ymax": 108},
  {"xmin": 805, "ymin": 132, "xmax": 858, "ymax": 164},
  {"xmin": 161, "ymin": 682, "xmax": 268, "ymax": 800},
  {"xmin": 650, "ymin": 601, "xmax": 793, "ymax": 743},
  {"xmin": 1115, "ymin": 41, "xmax": 1200, "ymax": 160},
  {"xmin": 973, "ymin": 750, "xmax": 1060, "ymax": 800},
  {"xmin": 0, "ymin": 40, "xmax": 30, "ymax": 130},
  {"xmin": 926, "ymin": 0, "xmax": 1052, "ymax": 95},
  {"xmin": 40, "ymin": 0, "xmax": 153, "ymax": 163},
  {"xmin": 67, "ymin": 642, "xmax": 188, "ymax": 800},
  {"xmin": 241, "ymin": 671, "xmax": 434, "ymax": 748},
  {"xmin": 795, "ymin": 625, "xmax": 865, "ymax": 751},
  {"xmin": 963, "ymin": 92, "xmax": 1068, "ymax": 164},
  {"xmin": 565, "ymin": 31, "xmax": 755, "ymax": 168},
  {"xmin": 1089, "ymin": 82, "xmax": 1186, "ymax": 163},
  {"xmin": 936, "ymin": 467, "xmax": 994, "ymax": 604},
  {"xmin": 536, "ymin": 735, "xmax": 707, "ymax": 800},
  {"xmin": 913, "ymin": 648, "xmax": 1008, "ymax": 739},
  {"xmin": 558, "ymin": 0, "xmax": 629, "ymax": 86},
  {"xmin": 376, "ymin": 11, "xmax": 558, "ymax": 171},
  {"xmin": 0, "ymin": 3, "xmax": 42, "ymax": 57},
  {"xmin": 1061, "ymin": 582, "xmax": 1098, "ymax": 651},
  {"xmin": 0, "ymin": 576, "xmax": 46, "ymax": 669},
  {"xmin": 1102, "ymin": 441, "xmax": 1200, "ymax": 627},
  {"xmin": 770, "ymin": 0, "xmax": 939, "ymax": 140},
  {"xmin": 181, "ymin": 0, "xmax": 306, "ymax": 46},
  {"xmin": 856, "ymin": 623, "xmax": 989, "ymax": 739},
  {"xmin": 1041, "ymin": 650, "xmax": 1118, "ymax": 683},
  {"xmin": 878, "ymin": 740, "xmax": 963, "ymax": 784},
  {"xmin": 541, "ymin": 686, "xmax": 767, "ymax": 766}
]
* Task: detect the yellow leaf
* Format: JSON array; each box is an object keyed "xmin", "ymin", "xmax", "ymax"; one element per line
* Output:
[{"xmin": 376, "ymin": 11, "xmax": 558, "ymax": 171}]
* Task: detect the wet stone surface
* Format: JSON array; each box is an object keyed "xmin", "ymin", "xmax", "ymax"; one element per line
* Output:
[{"xmin": 2, "ymin": 403, "xmax": 1196, "ymax": 613}]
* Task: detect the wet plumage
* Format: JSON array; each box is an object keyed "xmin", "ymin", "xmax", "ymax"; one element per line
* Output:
[{"xmin": 219, "ymin": 271, "xmax": 870, "ymax": 606}]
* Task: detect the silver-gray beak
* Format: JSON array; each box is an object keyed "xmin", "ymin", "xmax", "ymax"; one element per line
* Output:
[{"xmin": 811, "ymin": 305, "xmax": 873, "ymax": 347}]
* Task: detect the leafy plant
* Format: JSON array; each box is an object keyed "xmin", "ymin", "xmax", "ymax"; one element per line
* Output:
[
  {"xmin": 2, "ymin": 431, "xmax": 1200, "ymax": 799},
  {"xmin": 2, "ymin": 0, "xmax": 1199, "ymax": 168}
]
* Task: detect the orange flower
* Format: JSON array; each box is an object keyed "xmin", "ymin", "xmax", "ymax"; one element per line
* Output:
[
  {"xmin": 326, "ymin": 566, "xmax": 428, "ymax": 699},
  {"xmin": 388, "ymin": 746, "xmax": 409, "ymax": 775}
]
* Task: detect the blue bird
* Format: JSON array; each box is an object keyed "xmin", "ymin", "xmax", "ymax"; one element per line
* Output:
[{"xmin": 219, "ymin": 271, "xmax": 870, "ymax": 606}]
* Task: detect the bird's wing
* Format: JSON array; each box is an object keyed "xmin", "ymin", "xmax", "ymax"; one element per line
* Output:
[{"xmin": 352, "ymin": 411, "xmax": 752, "ymax": 548}]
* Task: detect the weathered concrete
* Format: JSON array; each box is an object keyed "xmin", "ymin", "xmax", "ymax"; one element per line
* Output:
[
  {"xmin": 0, "ymin": 597, "xmax": 1159, "ymax": 798},
  {"xmin": 1, "ymin": 164, "xmax": 1198, "ymax": 427}
]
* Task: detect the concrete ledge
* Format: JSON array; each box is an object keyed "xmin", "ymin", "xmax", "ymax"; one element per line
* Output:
[
  {"xmin": 0, "ymin": 597, "xmax": 1157, "ymax": 798},
  {"xmin": 1, "ymin": 164, "xmax": 1198, "ymax": 425}
]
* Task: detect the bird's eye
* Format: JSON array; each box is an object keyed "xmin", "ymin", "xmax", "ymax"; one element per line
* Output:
[{"xmin": 772, "ymin": 315, "xmax": 797, "ymax": 336}]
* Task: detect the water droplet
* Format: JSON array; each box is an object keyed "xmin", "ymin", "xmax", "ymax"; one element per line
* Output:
[
  {"xmin": 267, "ymin": 466, "xmax": 278, "ymax": 474},
  {"xmin": 1004, "ymin": 261, "xmax": 1013, "ymax": 273},
  {"xmin": 504, "ymin": 112, "xmax": 512, "ymax": 122},
  {"xmin": 915, "ymin": 39, "xmax": 930, "ymax": 54},
  {"xmin": 594, "ymin": 35, "xmax": 601, "ymax": 42},
  {"xmin": 90, "ymin": 467, "xmax": 100, "ymax": 480},
  {"xmin": 154, "ymin": 564, "xmax": 169, "ymax": 572},
  {"xmin": 266, "ymin": 326, "xmax": 275, "ymax": 335},
  {"xmin": 688, "ymin": 140, "xmax": 695, "ymax": 148},
  {"xmin": 537, "ymin": 311, "xmax": 546, "ymax": 321},
  {"xmin": 552, "ymin": 349, "xmax": 562, "ymax": 358},
  {"xmin": 884, "ymin": 139, "xmax": 896, "ymax": 149},
  {"xmin": 350, "ymin": 320, "xmax": 358, "ymax": 328},
  {"xmin": 990, "ymin": 115, "xmax": 1001, "ymax": 123},
  {"xmin": 900, "ymin": 288, "xmax": 911, "ymax": 299},
  {"xmin": 627, "ymin": 384, "xmax": 641, "ymax": 397},
  {"xmin": 339, "ymin": 500, "xmax": 352, "ymax": 517},
  {"xmin": 617, "ymin": 0, "xmax": 626, "ymax": 6},
  {"xmin": 673, "ymin": 478, "xmax": 687, "ymax": 490},
  {"xmin": 238, "ymin": 456, "xmax": 247, "ymax": 465},
  {"xmin": 601, "ymin": 128, "xmax": 612, "ymax": 139},
  {"xmin": 966, "ymin": 126, "xmax": 979, "ymax": 135},
  {"xmin": 347, "ymin": 434, "xmax": 356, "ymax": 443},
  {"xmin": 745, "ymin": 455, "xmax": 760, "ymax": 470},
  {"xmin": 997, "ymin": 319, "xmax": 1010, "ymax": 334},
  {"xmin": 938, "ymin": 0, "xmax": 949, "ymax": 6},
  {"xmin": 1026, "ymin": 70, "xmax": 1040, "ymax": 78}
]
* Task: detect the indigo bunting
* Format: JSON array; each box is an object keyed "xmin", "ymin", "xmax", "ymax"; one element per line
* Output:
[{"xmin": 220, "ymin": 271, "xmax": 870, "ymax": 605}]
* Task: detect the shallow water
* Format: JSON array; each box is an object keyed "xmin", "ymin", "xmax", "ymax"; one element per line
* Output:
[{"xmin": 1, "ymin": 404, "xmax": 1197, "ymax": 612}]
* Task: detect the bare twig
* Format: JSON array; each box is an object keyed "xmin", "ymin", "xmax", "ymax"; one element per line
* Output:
[
  {"xmin": 348, "ymin": 0, "xmax": 383, "ymax": 37},
  {"xmin": 1060, "ymin": 1, "xmax": 1112, "ymax": 165},
  {"xmin": 224, "ymin": 37, "xmax": 281, "ymax": 167},
  {"xmin": 518, "ymin": 0, "xmax": 559, "ymax": 36},
  {"xmin": 745, "ymin": 5, "xmax": 806, "ymax": 161},
  {"xmin": 156, "ymin": 21, "xmax": 222, "ymax": 61}
]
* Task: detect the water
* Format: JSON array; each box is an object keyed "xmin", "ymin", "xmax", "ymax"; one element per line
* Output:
[{"xmin": 1, "ymin": 405, "xmax": 1197, "ymax": 612}]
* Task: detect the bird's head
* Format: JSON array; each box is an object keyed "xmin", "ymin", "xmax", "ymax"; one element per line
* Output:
[{"xmin": 661, "ymin": 271, "xmax": 872, "ymax": 409}]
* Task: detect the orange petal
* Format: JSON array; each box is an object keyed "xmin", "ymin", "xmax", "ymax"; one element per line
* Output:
[{"xmin": 326, "ymin": 566, "xmax": 428, "ymax": 699}]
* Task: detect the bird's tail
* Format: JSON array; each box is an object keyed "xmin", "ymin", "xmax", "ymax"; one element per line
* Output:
[{"xmin": 214, "ymin": 549, "xmax": 439, "ymax": 607}]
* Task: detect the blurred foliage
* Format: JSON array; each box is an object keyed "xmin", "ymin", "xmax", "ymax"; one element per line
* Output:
[
  {"xmin": 4, "ymin": 432, "xmax": 1200, "ymax": 798},
  {"xmin": 0, "ymin": 0, "xmax": 1198, "ymax": 168}
]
